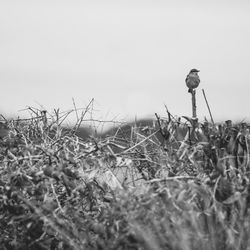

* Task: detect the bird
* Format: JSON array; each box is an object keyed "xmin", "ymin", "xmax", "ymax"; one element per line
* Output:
[{"xmin": 185, "ymin": 69, "xmax": 200, "ymax": 93}]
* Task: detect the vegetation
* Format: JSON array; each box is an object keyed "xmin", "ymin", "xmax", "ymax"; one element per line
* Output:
[{"xmin": 1, "ymin": 107, "xmax": 250, "ymax": 250}]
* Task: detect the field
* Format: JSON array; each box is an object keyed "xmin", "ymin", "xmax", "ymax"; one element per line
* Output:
[{"xmin": 1, "ymin": 108, "xmax": 250, "ymax": 250}]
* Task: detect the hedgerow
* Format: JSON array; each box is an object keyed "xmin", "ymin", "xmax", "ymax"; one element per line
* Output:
[{"xmin": 1, "ymin": 109, "xmax": 250, "ymax": 250}]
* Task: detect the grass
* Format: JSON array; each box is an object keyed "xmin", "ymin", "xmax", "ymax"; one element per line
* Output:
[{"xmin": 1, "ymin": 106, "xmax": 250, "ymax": 249}]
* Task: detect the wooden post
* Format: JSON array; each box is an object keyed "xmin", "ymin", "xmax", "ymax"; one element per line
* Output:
[{"xmin": 191, "ymin": 89, "xmax": 197, "ymax": 119}]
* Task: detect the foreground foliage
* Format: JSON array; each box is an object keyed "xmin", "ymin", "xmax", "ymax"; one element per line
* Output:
[{"xmin": 1, "ymin": 110, "xmax": 250, "ymax": 250}]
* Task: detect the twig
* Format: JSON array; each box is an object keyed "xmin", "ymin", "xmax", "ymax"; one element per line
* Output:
[
  {"xmin": 72, "ymin": 98, "xmax": 79, "ymax": 121},
  {"xmin": 80, "ymin": 119, "xmax": 124, "ymax": 124},
  {"xmin": 50, "ymin": 181, "xmax": 64, "ymax": 213},
  {"xmin": 155, "ymin": 113, "xmax": 166, "ymax": 140},
  {"xmin": 245, "ymin": 134, "xmax": 250, "ymax": 171},
  {"xmin": 1, "ymin": 155, "xmax": 43, "ymax": 163},
  {"xmin": 74, "ymin": 98, "xmax": 95, "ymax": 133},
  {"xmin": 164, "ymin": 105, "xmax": 178, "ymax": 122},
  {"xmin": 12, "ymin": 115, "xmax": 46, "ymax": 122},
  {"xmin": 120, "ymin": 130, "xmax": 160, "ymax": 154},
  {"xmin": 146, "ymin": 176, "xmax": 197, "ymax": 183},
  {"xmin": 202, "ymin": 89, "xmax": 215, "ymax": 126}
]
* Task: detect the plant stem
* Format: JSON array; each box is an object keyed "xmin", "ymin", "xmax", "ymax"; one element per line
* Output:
[
  {"xmin": 202, "ymin": 89, "xmax": 215, "ymax": 125},
  {"xmin": 191, "ymin": 90, "xmax": 197, "ymax": 118}
]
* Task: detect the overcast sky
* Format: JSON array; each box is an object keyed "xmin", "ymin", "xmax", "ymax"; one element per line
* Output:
[{"xmin": 1, "ymin": 0, "xmax": 250, "ymax": 126}]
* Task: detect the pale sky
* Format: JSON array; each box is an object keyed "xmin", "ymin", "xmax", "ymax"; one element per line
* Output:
[{"xmin": 1, "ymin": 0, "xmax": 250, "ymax": 126}]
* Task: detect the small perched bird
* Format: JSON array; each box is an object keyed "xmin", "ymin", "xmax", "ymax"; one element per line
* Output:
[{"xmin": 185, "ymin": 69, "xmax": 200, "ymax": 93}]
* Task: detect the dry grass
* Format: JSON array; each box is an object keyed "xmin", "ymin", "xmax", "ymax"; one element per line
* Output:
[{"xmin": 1, "ymin": 106, "xmax": 250, "ymax": 250}]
